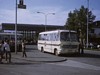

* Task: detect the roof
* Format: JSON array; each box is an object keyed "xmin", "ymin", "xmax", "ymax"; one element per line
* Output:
[
  {"xmin": 0, "ymin": 32, "xmax": 22, "ymax": 36},
  {"xmin": 1, "ymin": 23, "xmax": 64, "ymax": 32},
  {"xmin": 39, "ymin": 30, "xmax": 76, "ymax": 34}
]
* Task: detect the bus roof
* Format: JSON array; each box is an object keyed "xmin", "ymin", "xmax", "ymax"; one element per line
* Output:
[
  {"xmin": 0, "ymin": 32, "xmax": 22, "ymax": 36},
  {"xmin": 39, "ymin": 30, "xmax": 76, "ymax": 34}
]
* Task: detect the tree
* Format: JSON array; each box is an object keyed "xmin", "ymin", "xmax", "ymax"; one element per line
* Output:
[{"xmin": 65, "ymin": 5, "xmax": 96, "ymax": 41}]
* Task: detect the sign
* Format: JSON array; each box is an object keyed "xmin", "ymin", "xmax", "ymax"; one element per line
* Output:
[
  {"xmin": 18, "ymin": 4, "xmax": 26, "ymax": 9},
  {"xmin": 18, "ymin": 0, "xmax": 26, "ymax": 9}
]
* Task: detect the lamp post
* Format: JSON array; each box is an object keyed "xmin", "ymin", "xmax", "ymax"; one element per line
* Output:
[
  {"xmin": 37, "ymin": 12, "xmax": 55, "ymax": 31},
  {"xmin": 86, "ymin": 0, "xmax": 89, "ymax": 48}
]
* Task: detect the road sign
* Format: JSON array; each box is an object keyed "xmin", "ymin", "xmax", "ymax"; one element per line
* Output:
[
  {"xmin": 18, "ymin": 4, "xmax": 26, "ymax": 9},
  {"xmin": 18, "ymin": 0, "xmax": 26, "ymax": 9}
]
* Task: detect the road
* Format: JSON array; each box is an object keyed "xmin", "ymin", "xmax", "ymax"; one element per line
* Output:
[{"xmin": 0, "ymin": 48, "xmax": 100, "ymax": 75}]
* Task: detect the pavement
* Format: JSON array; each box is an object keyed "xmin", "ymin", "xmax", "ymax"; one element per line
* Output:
[
  {"xmin": 0, "ymin": 45, "xmax": 67, "ymax": 64},
  {"xmin": 9, "ymin": 49, "xmax": 100, "ymax": 64},
  {"xmin": 1, "ymin": 44, "xmax": 100, "ymax": 64},
  {"xmin": 10, "ymin": 50, "xmax": 67, "ymax": 64},
  {"xmin": 84, "ymin": 49, "xmax": 100, "ymax": 55}
]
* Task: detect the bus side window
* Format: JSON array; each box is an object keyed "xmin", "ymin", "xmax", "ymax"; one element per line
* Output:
[
  {"xmin": 56, "ymin": 33, "xmax": 59, "ymax": 41},
  {"xmin": 38, "ymin": 35, "xmax": 41, "ymax": 40},
  {"xmin": 54, "ymin": 33, "xmax": 58, "ymax": 41},
  {"xmin": 39, "ymin": 34, "xmax": 46, "ymax": 40},
  {"xmin": 52, "ymin": 33, "xmax": 56, "ymax": 41},
  {"xmin": 50, "ymin": 33, "xmax": 52, "ymax": 41},
  {"xmin": 50, "ymin": 33, "xmax": 53, "ymax": 41},
  {"xmin": 44, "ymin": 34, "xmax": 48, "ymax": 41},
  {"xmin": 54, "ymin": 33, "xmax": 57, "ymax": 41},
  {"xmin": 52, "ymin": 33, "xmax": 55, "ymax": 41},
  {"xmin": 46, "ymin": 34, "xmax": 49, "ymax": 41},
  {"xmin": 48, "ymin": 34, "xmax": 50, "ymax": 41}
]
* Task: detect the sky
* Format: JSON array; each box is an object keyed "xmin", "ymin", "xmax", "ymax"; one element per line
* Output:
[{"xmin": 0, "ymin": 0, "xmax": 100, "ymax": 26}]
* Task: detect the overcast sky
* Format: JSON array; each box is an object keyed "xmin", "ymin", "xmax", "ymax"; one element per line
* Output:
[{"xmin": 0, "ymin": 0, "xmax": 100, "ymax": 26}]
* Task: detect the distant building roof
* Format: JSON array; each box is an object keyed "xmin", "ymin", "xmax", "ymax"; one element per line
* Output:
[
  {"xmin": 93, "ymin": 21, "xmax": 100, "ymax": 28},
  {"xmin": 1, "ymin": 23, "xmax": 64, "ymax": 32}
]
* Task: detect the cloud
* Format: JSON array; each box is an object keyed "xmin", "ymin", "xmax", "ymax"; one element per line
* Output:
[
  {"xmin": 0, "ymin": 6, "xmax": 69, "ymax": 26},
  {"xmin": 0, "ymin": 9, "xmax": 15, "ymax": 23},
  {"xmin": 1, "ymin": 6, "xmax": 100, "ymax": 26},
  {"xmin": 93, "ymin": 10, "xmax": 100, "ymax": 21}
]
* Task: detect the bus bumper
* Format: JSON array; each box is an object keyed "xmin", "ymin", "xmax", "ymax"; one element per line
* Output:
[{"xmin": 58, "ymin": 48, "xmax": 78, "ymax": 54}]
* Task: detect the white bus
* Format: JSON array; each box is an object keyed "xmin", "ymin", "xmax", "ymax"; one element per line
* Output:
[{"xmin": 38, "ymin": 30, "xmax": 79, "ymax": 55}]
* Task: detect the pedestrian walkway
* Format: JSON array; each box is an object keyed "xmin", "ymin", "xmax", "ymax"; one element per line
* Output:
[
  {"xmin": 84, "ymin": 50, "xmax": 100, "ymax": 56},
  {"xmin": 11, "ymin": 50, "xmax": 67, "ymax": 63}
]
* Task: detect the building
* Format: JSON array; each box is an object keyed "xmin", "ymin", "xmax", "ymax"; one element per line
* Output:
[
  {"xmin": 89, "ymin": 21, "xmax": 100, "ymax": 45},
  {"xmin": 0, "ymin": 23, "xmax": 64, "ymax": 43},
  {"xmin": 91, "ymin": 21, "xmax": 100, "ymax": 37}
]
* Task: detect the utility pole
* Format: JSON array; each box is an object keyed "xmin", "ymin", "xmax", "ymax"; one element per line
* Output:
[
  {"xmin": 86, "ymin": 0, "xmax": 89, "ymax": 48},
  {"xmin": 15, "ymin": 0, "xmax": 17, "ymax": 54}
]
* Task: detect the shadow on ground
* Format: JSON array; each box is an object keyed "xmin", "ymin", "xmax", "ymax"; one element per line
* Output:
[
  {"xmin": 60, "ymin": 53, "xmax": 100, "ymax": 58},
  {"xmin": 1, "ymin": 62, "xmax": 41, "ymax": 65}
]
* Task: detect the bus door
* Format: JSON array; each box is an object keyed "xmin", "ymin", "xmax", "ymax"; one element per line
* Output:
[
  {"xmin": 45, "ymin": 34, "xmax": 52, "ymax": 52},
  {"xmin": 51, "ymin": 33, "xmax": 59, "ymax": 53}
]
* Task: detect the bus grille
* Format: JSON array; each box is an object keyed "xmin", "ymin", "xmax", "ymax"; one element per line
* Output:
[{"xmin": 62, "ymin": 45, "xmax": 78, "ymax": 49}]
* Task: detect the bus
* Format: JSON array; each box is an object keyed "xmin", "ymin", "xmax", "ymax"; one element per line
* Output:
[
  {"xmin": 0, "ymin": 32, "xmax": 22, "ymax": 52},
  {"xmin": 0, "ymin": 32, "xmax": 22, "ymax": 41},
  {"xmin": 38, "ymin": 30, "xmax": 79, "ymax": 55}
]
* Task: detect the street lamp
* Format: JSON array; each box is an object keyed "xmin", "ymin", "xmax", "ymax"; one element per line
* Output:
[
  {"xmin": 37, "ymin": 12, "xmax": 55, "ymax": 31},
  {"xmin": 86, "ymin": 0, "xmax": 89, "ymax": 48}
]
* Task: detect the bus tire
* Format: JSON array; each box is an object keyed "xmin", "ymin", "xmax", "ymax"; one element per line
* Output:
[
  {"xmin": 54, "ymin": 49, "xmax": 59, "ymax": 56},
  {"xmin": 41, "ymin": 47, "xmax": 44, "ymax": 53}
]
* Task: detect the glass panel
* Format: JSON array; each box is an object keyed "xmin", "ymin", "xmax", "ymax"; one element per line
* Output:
[
  {"xmin": 70, "ymin": 33, "xmax": 78, "ymax": 42},
  {"xmin": 60, "ymin": 32, "xmax": 78, "ymax": 42},
  {"xmin": 60, "ymin": 32, "xmax": 70, "ymax": 41}
]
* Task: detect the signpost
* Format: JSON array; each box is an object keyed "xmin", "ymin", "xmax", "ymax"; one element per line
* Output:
[{"xmin": 15, "ymin": 0, "xmax": 26, "ymax": 54}]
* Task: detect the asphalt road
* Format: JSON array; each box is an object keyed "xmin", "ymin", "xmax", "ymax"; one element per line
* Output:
[
  {"xmin": 0, "ymin": 45, "xmax": 100, "ymax": 75},
  {"xmin": 0, "ymin": 57, "xmax": 100, "ymax": 75}
]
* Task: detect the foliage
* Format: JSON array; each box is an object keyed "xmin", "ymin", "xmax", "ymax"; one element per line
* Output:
[{"xmin": 65, "ymin": 5, "xmax": 96, "ymax": 39}]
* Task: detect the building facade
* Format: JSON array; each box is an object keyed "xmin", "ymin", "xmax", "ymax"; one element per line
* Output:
[
  {"xmin": 0, "ymin": 23, "xmax": 64, "ymax": 44},
  {"xmin": 89, "ymin": 21, "xmax": 100, "ymax": 45}
]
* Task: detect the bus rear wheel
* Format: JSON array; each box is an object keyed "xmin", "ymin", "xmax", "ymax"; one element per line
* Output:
[
  {"xmin": 54, "ymin": 49, "xmax": 59, "ymax": 56},
  {"xmin": 41, "ymin": 47, "xmax": 44, "ymax": 53}
]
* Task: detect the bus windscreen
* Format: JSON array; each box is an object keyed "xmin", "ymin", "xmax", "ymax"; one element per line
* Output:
[{"xmin": 60, "ymin": 32, "xmax": 78, "ymax": 42}]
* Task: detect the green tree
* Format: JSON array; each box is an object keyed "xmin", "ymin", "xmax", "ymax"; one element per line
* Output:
[{"xmin": 65, "ymin": 5, "xmax": 96, "ymax": 40}]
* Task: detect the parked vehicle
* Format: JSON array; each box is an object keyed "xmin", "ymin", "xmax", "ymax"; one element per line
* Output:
[
  {"xmin": 97, "ymin": 45, "xmax": 100, "ymax": 49},
  {"xmin": 38, "ymin": 30, "xmax": 79, "ymax": 55}
]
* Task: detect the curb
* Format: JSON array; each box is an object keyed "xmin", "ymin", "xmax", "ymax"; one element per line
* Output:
[{"xmin": 12, "ymin": 57, "xmax": 67, "ymax": 63}]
